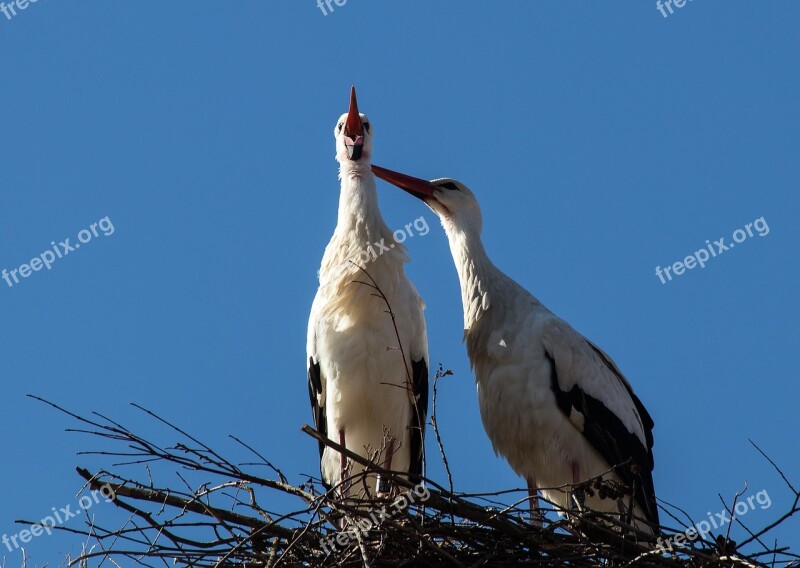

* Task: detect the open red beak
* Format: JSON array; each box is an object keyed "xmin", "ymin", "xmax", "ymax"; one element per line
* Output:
[
  {"xmin": 344, "ymin": 86, "xmax": 364, "ymax": 160},
  {"xmin": 371, "ymin": 165, "xmax": 437, "ymax": 202}
]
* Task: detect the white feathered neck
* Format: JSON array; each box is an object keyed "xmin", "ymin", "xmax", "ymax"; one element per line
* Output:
[
  {"xmin": 318, "ymin": 165, "xmax": 404, "ymax": 286},
  {"xmin": 440, "ymin": 211, "xmax": 537, "ymax": 330}
]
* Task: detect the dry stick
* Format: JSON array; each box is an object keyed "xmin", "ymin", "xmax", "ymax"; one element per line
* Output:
[
  {"xmin": 81, "ymin": 497, "xmax": 141, "ymax": 568},
  {"xmin": 303, "ymin": 423, "xmax": 538, "ymax": 537},
  {"xmin": 30, "ymin": 396, "xmax": 800, "ymax": 565},
  {"xmin": 715, "ymin": 483, "xmax": 778, "ymax": 567},
  {"xmin": 280, "ymin": 466, "xmax": 411, "ymax": 563},
  {"xmin": 76, "ymin": 467, "xmax": 295, "ymax": 542},
  {"xmin": 352, "ymin": 525, "xmax": 374, "ymax": 568},
  {"xmin": 431, "ymin": 365, "xmax": 455, "ymax": 498},
  {"xmin": 270, "ymin": 470, "xmax": 381, "ymax": 567},
  {"xmin": 723, "ymin": 482, "xmax": 750, "ymax": 545},
  {"xmin": 389, "ymin": 518, "xmax": 466, "ymax": 568},
  {"xmin": 730, "ymin": 513, "xmax": 772, "ymax": 559},
  {"xmin": 350, "ymin": 262, "xmax": 428, "ymax": 481},
  {"xmin": 308, "ymin": 422, "xmax": 665, "ymax": 562},
  {"xmin": 739, "ymin": 440, "xmax": 800, "ymax": 549},
  {"xmin": 654, "ymin": 496, "xmax": 701, "ymax": 538},
  {"xmin": 74, "ymin": 402, "xmax": 322, "ymax": 506},
  {"xmin": 350, "ymin": 262, "xmax": 460, "ymax": 551},
  {"xmin": 229, "ymin": 433, "xmax": 289, "ymax": 485},
  {"xmin": 71, "ymin": 478, "xmax": 231, "ymax": 553},
  {"xmin": 749, "ymin": 440, "xmax": 798, "ymax": 495}
]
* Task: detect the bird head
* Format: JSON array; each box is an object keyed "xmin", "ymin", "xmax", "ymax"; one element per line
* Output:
[
  {"xmin": 335, "ymin": 86, "xmax": 373, "ymax": 164},
  {"xmin": 371, "ymin": 165, "xmax": 482, "ymax": 232}
]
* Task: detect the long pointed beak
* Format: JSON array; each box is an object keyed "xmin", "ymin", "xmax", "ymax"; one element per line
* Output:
[
  {"xmin": 371, "ymin": 165, "xmax": 437, "ymax": 202},
  {"xmin": 344, "ymin": 86, "xmax": 364, "ymax": 160}
]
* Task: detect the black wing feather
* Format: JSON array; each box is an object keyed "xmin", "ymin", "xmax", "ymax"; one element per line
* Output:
[
  {"xmin": 545, "ymin": 352, "xmax": 659, "ymax": 525},
  {"xmin": 307, "ymin": 356, "xmax": 329, "ymax": 487},
  {"xmin": 408, "ymin": 357, "xmax": 429, "ymax": 481},
  {"xmin": 586, "ymin": 342, "xmax": 655, "ymax": 453}
]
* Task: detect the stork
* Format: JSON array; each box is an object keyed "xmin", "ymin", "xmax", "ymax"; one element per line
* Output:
[
  {"xmin": 371, "ymin": 165, "xmax": 658, "ymax": 532},
  {"xmin": 306, "ymin": 89, "xmax": 429, "ymax": 500}
]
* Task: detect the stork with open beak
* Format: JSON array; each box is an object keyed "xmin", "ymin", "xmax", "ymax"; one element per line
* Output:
[
  {"xmin": 371, "ymin": 165, "xmax": 658, "ymax": 532},
  {"xmin": 306, "ymin": 89, "xmax": 429, "ymax": 500}
]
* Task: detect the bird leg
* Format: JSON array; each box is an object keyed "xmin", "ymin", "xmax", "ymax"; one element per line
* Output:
[
  {"xmin": 376, "ymin": 439, "xmax": 395, "ymax": 497},
  {"xmin": 527, "ymin": 477, "xmax": 544, "ymax": 527},
  {"xmin": 570, "ymin": 461, "xmax": 586, "ymax": 512}
]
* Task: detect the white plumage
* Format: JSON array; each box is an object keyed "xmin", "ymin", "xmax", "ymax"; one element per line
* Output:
[
  {"xmin": 306, "ymin": 89, "xmax": 429, "ymax": 497},
  {"xmin": 371, "ymin": 165, "xmax": 658, "ymax": 531}
]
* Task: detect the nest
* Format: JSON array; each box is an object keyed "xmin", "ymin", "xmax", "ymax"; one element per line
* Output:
[
  {"xmin": 16, "ymin": 394, "xmax": 799, "ymax": 568},
  {"xmin": 16, "ymin": 271, "xmax": 799, "ymax": 567}
]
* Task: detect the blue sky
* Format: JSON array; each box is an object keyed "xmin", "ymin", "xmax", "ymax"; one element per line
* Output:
[{"xmin": 1, "ymin": 1, "xmax": 798, "ymax": 564}]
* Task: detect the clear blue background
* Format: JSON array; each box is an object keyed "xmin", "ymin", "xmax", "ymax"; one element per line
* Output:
[{"xmin": 1, "ymin": 1, "xmax": 798, "ymax": 564}]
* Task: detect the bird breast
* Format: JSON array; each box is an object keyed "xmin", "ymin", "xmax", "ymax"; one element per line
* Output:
[
  {"xmin": 313, "ymin": 258, "xmax": 424, "ymax": 432},
  {"xmin": 467, "ymin": 304, "xmax": 561, "ymax": 468}
]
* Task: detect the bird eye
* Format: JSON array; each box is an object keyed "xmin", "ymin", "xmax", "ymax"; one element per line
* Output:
[
  {"xmin": 337, "ymin": 123, "xmax": 343, "ymax": 132},
  {"xmin": 438, "ymin": 182, "xmax": 459, "ymax": 191},
  {"xmin": 363, "ymin": 122, "xmax": 370, "ymax": 133}
]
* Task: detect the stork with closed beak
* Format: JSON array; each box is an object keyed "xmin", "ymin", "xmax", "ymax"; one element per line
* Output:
[
  {"xmin": 306, "ymin": 89, "xmax": 429, "ymax": 500},
  {"xmin": 371, "ymin": 165, "xmax": 658, "ymax": 532}
]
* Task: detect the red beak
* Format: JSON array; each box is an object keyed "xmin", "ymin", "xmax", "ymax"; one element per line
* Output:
[
  {"xmin": 371, "ymin": 165, "xmax": 437, "ymax": 202},
  {"xmin": 344, "ymin": 86, "xmax": 364, "ymax": 160}
]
